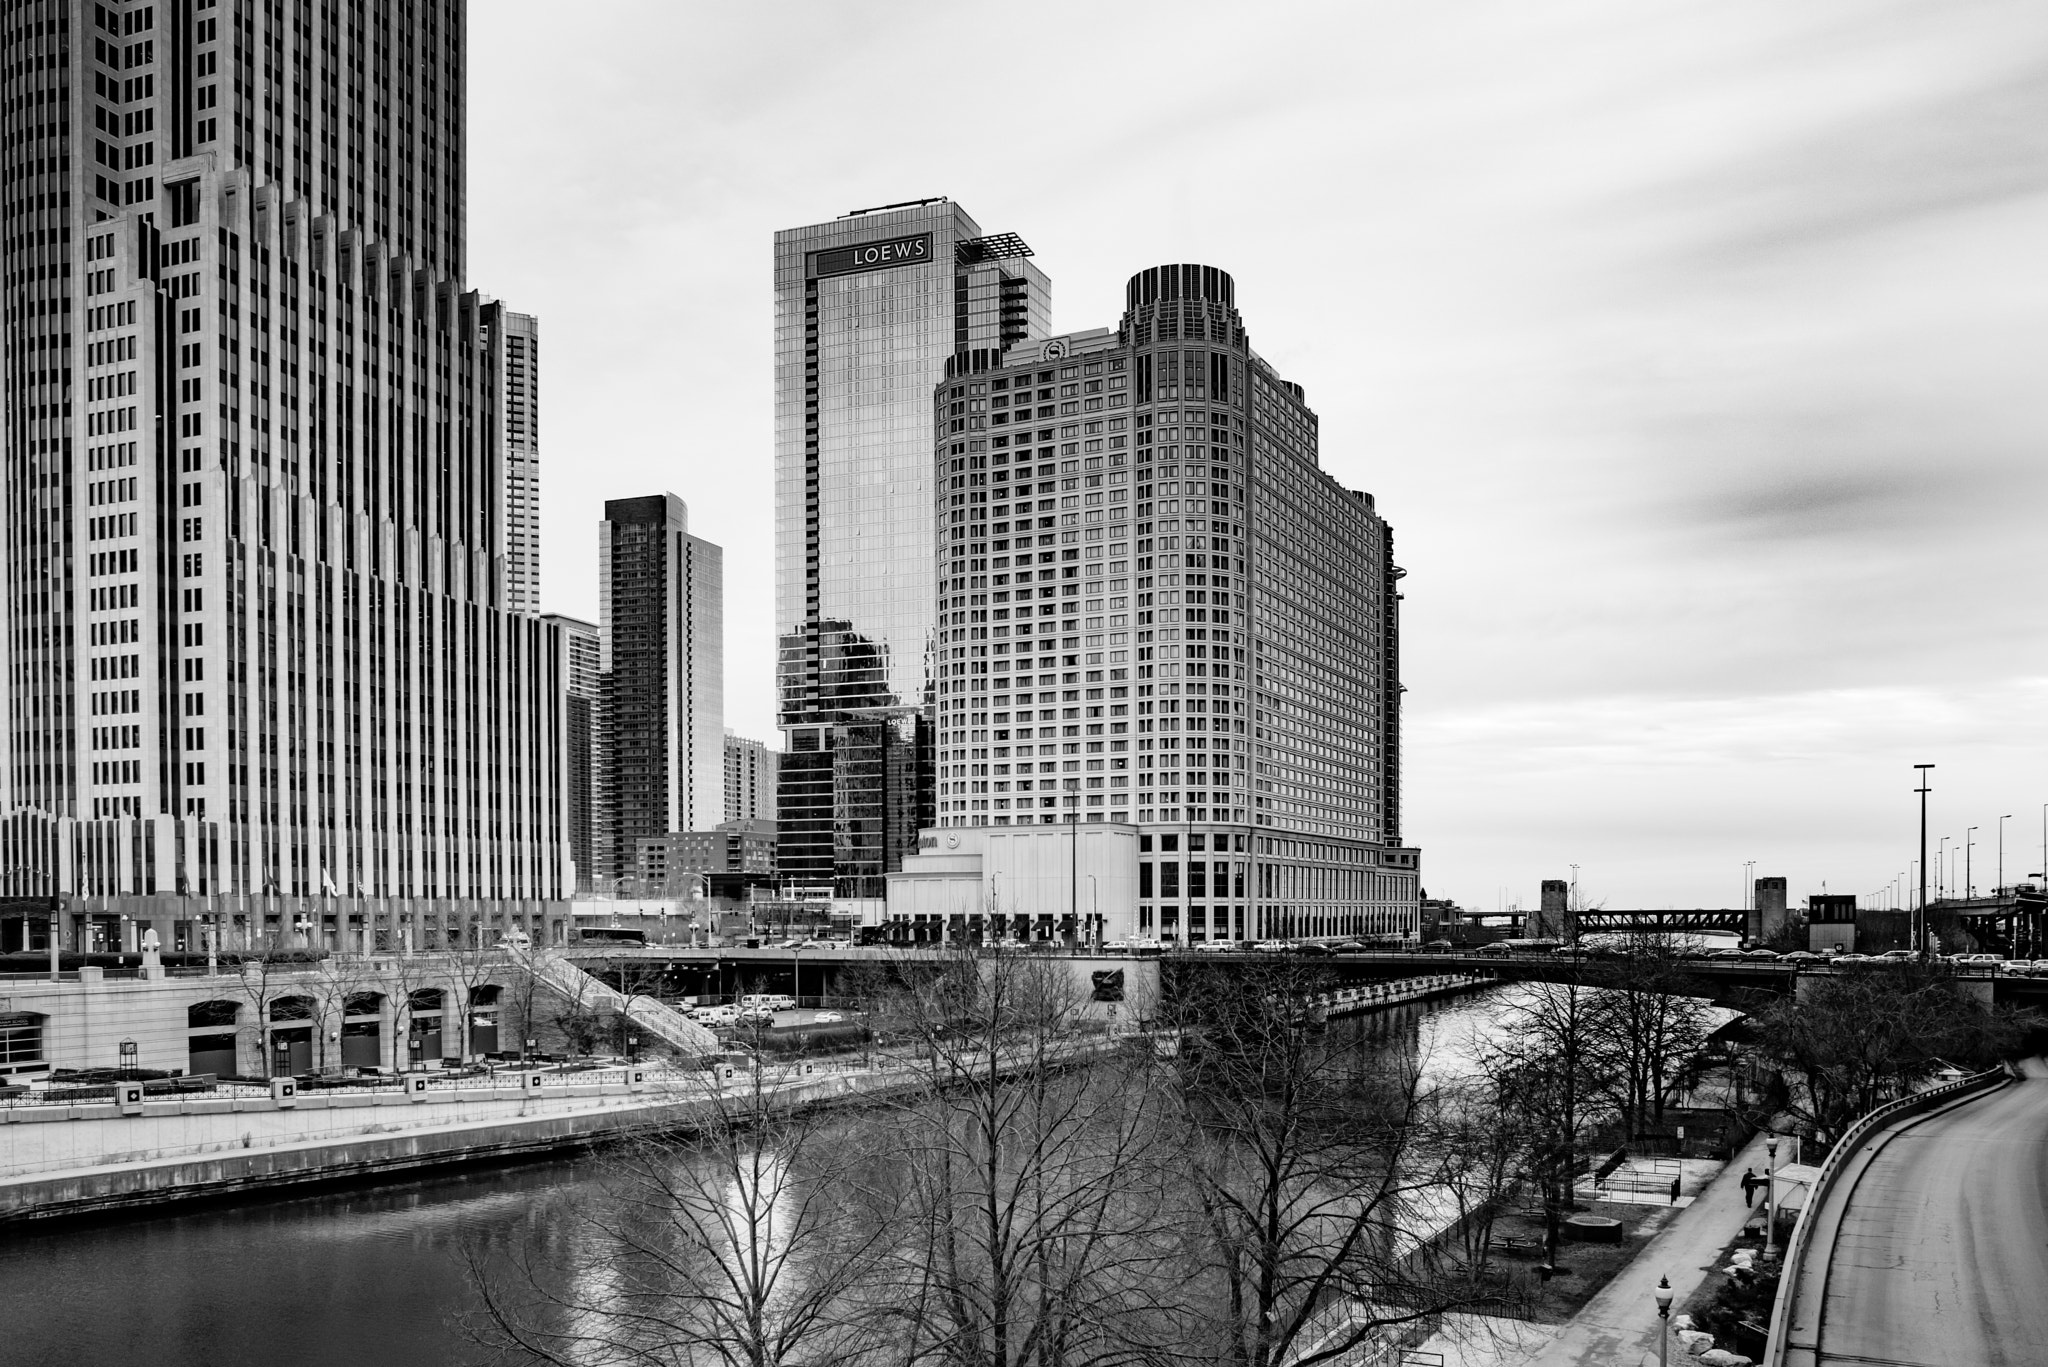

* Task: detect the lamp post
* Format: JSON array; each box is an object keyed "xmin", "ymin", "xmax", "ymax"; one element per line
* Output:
[
  {"xmin": 1966, "ymin": 826, "xmax": 1978, "ymax": 900},
  {"xmin": 1764, "ymin": 1134, "xmax": 1780, "ymax": 1256},
  {"xmin": 1654, "ymin": 1275, "xmax": 1674, "ymax": 1367},
  {"xmin": 1998, "ymin": 815, "xmax": 2012, "ymax": 898}
]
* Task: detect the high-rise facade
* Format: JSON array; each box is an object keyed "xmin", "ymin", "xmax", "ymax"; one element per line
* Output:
[
  {"xmin": 542, "ymin": 613, "xmax": 601, "ymax": 892},
  {"xmin": 596, "ymin": 495, "xmax": 723, "ymax": 883},
  {"xmin": 0, "ymin": 1, "xmax": 574, "ymax": 955},
  {"xmin": 929, "ymin": 265, "xmax": 1419, "ymax": 942},
  {"xmin": 773, "ymin": 198, "xmax": 1049, "ymax": 898},
  {"xmin": 496, "ymin": 310, "xmax": 541, "ymax": 614},
  {"xmin": 723, "ymin": 731, "xmax": 778, "ymax": 826}
]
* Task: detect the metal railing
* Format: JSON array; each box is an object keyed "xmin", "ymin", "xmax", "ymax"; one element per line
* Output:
[{"xmin": 1762, "ymin": 1064, "xmax": 2011, "ymax": 1365}]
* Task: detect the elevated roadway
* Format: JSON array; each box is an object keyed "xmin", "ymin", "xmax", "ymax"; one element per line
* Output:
[{"xmin": 1776, "ymin": 1060, "xmax": 2048, "ymax": 1367}]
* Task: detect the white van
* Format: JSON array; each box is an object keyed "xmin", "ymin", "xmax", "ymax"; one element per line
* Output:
[{"xmin": 739, "ymin": 994, "xmax": 796, "ymax": 1013}]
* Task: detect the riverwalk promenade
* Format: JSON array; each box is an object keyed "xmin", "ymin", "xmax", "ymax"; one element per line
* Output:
[{"xmin": 1412, "ymin": 1130, "xmax": 1768, "ymax": 1366}]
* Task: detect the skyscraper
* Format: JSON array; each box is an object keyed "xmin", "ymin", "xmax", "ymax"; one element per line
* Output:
[
  {"xmin": 723, "ymin": 731, "xmax": 778, "ymax": 826},
  {"xmin": 596, "ymin": 495, "xmax": 723, "ymax": 883},
  {"xmin": 773, "ymin": 198, "xmax": 1049, "ymax": 899},
  {"xmin": 542, "ymin": 613, "xmax": 601, "ymax": 892},
  {"xmin": 928, "ymin": 264, "xmax": 1419, "ymax": 943},
  {"xmin": 496, "ymin": 310, "xmax": 542, "ymax": 615},
  {"xmin": 0, "ymin": 2, "xmax": 573, "ymax": 955}
]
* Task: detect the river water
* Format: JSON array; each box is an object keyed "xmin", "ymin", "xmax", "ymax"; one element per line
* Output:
[{"xmin": 0, "ymin": 988, "xmax": 1521, "ymax": 1367}]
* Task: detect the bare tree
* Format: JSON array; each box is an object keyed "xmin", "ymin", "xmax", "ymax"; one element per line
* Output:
[
  {"xmin": 464, "ymin": 1066, "xmax": 890, "ymax": 1367},
  {"xmin": 861, "ymin": 947, "xmax": 1188, "ymax": 1367},
  {"xmin": 1157, "ymin": 958, "xmax": 1500, "ymax": 1367},
  {"xmin": 1591, "ymin": 935, "xmax": 1717, "ymax": 1137},
  {"xmin": 306, "ymin": 950, "xmax": 377, "ymax": 1073},
  {"xmin": 1746, "ymin": 962, "xmax": 2034, "ymax": 1147},
  {"xmin": 1477, "ymin": 965, "xmax": 1621, "ymax": 1269}
]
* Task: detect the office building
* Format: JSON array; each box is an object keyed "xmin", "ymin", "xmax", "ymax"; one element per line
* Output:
[
  {"xmin": 596, "ymin": 495, "xmax": 723, "ymax": 882},
  {"xmin": 926, "ymin": 264, "xmax": 1419, "ymax": 943},
  {"xmin": 0, "ymin": 1, "xmax": 575, "ymax": 955},
  {"xmin": 723, "ymin": 731, "xmax": 779, "ymax": 825},
  {"xmin": 542, "ymin": 613, "xmax": 602, "ymax": 892},
  {"xmin": 773, "ymin": 198, "xmax": 1049, "ymax": 899},
  {"xmin": 635, "ymin": 819, "xmax": 778, "ymax": 887}
]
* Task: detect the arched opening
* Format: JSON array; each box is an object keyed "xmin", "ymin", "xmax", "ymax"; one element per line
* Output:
[
  {"xmin": 407, "ymin": 987, "xmax": 445, "ymax": 1065},
  {"xmin": 185, "ymin": 1000, "xmax": 240, "ymax": 1078},
  {"xmin": 268, "ymin": 995, "xmax": 316, "ymax": 1076},
  {"xmin": 340, "ymin": 992, "xmax": 384, "ymax": 1069},
  {"xmin": 467, "ymin": 984, "xmax": 502, "ymax": 1056}
]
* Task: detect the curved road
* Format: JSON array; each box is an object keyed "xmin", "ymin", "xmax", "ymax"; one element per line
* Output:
[{"xmin": 1787, "ymin": 1061, "xmax": 2048, "ymax": 1367}]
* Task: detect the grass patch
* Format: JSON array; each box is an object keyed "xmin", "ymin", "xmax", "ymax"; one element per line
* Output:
[{"xmin": 1464, "ymin": 1201, "xmax": 1683, "ymax": 1323}]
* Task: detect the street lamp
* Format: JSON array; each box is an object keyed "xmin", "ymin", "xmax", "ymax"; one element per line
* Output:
[
  {"xmin": 1654, "ymin": 1275, "xmax": 1674, "ymax": 1367},
  {"xmin": 1764, "ymin": 1134, "xmax": 1780, "ymax": 1256},
  {"xmin": 1998, "ymin": 814, "xmax": 2012, "ymax": 898},
  {"xmin": 1966, "ymin": 826, "xmax": 1978, "ymax": 900}
]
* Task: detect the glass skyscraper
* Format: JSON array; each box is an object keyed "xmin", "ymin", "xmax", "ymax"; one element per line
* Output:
[
  {"xmin": 928, "ymin": 264, "xmax": 1420, "ymax": 943},
  {"xmin": 772, "ymin": 199, "xmax": 1048, "ymax": 899}
]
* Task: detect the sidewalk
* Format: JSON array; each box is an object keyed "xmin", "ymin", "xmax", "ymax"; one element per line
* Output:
[{"xmin": 1415, "ymin": 1130, "xmax": 1773, "ymax": 1367}]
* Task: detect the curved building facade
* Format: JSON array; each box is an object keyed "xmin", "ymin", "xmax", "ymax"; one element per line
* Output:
[{"xmin": 925, "ymin": 264, "xmax": 1419, "ymax": 943}]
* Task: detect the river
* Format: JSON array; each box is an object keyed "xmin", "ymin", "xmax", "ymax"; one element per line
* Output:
[{"xmin": 0, "ymin": 987, "xmax": 1530, "ymax": 1367}]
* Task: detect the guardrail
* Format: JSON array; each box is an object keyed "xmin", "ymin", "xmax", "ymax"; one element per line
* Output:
[{"xmin": 1762, "ymin": 1064, "xmax": 2011, "ymax": 1366}]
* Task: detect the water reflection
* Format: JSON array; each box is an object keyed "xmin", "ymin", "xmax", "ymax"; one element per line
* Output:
[{"xmin": 0, "ymin": 988, "xmax": 1523, "ymax": 1367}]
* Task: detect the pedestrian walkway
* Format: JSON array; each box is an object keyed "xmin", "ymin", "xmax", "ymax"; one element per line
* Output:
[{"xmin": 1413, "ymin": 1131, "xmax": 1772, "ymax": 1367}]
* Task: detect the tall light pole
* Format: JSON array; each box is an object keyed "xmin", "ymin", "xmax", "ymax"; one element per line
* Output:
[
  {"xmin": 1915, "ymin": 765, "xmax": 1934, "ymax": 958},
  {"xmin": 1999, "ymin": 814, "xmax": 2013, "ymax": 897},
  {"xmin": 1938, "ymin": 836, "xmax": 1950, "ymax": 903},
  {"xmin": 1966, "ymin": 826, "xmax": 1978, "ymax": 900}
]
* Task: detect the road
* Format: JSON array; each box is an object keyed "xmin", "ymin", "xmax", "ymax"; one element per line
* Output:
[{"xmin": 1787, "ymin": 1061, "xmax": 2048, "ymax": 1367}]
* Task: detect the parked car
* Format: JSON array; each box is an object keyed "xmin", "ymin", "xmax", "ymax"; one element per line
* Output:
[
  {"xmin": 1780, "ymin": 950, "xmax": 1822, "ymax": 963},
  {"xmin": 811, "ymin": 1011, "xmax": 846, "ymax": 1024},
  {"xmin": 1878, "ymin": 949, "xmax": 1917, "ymax": 962},
  {"xmin": 1744, "ymin": 948, "xmax": 1781, "ymax": 960},
  {"xmin": 1293, "ymin": 942, "xmax": 1335, "ymax": 958},
  {"xmin": 736, "ymin": 1006, "xmax": 776, "ymax": 1026},
  {"xmin": 1475, "ymin": 941, "xmax": 1513, "ymax": 957},
  {"xmin": 1192, "ymin": 939, "xmax": 1240, "ymax": 954},
  {"xmin": 1330, "ymin": 940, "xmax": 1368, "ymax": 953},
  {"xmin": 1708, "ymin": 948, "xmax": 1747, "ymax": 960},
  {"xmin": 1831, "ymin": 953, "xmax": 1875, "ymax": 965},
  {"xmin": 694, "ymin": 1005, "xmax": 740, "ymax": 1027},
  {"xmin": 1252, "ymin": 940, "xmax": 1292, "ymax": 953}
]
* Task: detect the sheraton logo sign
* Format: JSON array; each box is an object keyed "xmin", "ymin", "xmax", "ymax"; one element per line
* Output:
[{"xmin": 810, "ymin": 233, "xmax": 933, "ymax": 279}]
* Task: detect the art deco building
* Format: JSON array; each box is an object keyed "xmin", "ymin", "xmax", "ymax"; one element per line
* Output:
[
  {"xmin": 0, "ymin": 1, "xmax": 574, "ymax": 954},
  {"xmin": 773, "ymin": 198, "xmax": 1048, "ymax": 899},
  {"xmin": 929, "ymin": 265, "xmax": 1420, "ymax": 941},
  {"xmin": 595, "ymin": 495, "xmax": 723, "ymax": 884}
]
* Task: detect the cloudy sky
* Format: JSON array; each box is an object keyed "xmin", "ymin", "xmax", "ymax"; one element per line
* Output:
[{"xmin": 467, "ymin": 0, "xmax": 2048, "ymax": 913}]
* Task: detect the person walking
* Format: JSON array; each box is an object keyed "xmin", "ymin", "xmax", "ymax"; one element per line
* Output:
[{"xmin": 1741, "ymin": 1167, "xmax": 1760, "ymax": 1207}]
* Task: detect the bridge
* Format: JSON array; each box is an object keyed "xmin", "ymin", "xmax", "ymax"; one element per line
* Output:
[
  {"xmin": 557, "ymin": 944, "xmax": 2048, "ymax": 1012},
  {"xmin": 1572, "ymin": 908, "xmax": 1747, "ymax": 933}
]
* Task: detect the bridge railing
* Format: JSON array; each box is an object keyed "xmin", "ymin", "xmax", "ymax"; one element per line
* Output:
[{"xmin": 1762, "ymin": 1063, "xmax": 2012, "ymax": 1366}]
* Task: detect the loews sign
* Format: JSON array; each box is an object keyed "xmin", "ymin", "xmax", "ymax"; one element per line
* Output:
[{"xmin": 811, "ymin": 233, "xmax": 933, "ymax": 279}]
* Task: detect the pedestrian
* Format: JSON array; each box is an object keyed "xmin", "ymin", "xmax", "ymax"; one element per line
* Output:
[{"xmin": 1741, "ymin": 1167, "xmax": 1759, "ymax": 1207}]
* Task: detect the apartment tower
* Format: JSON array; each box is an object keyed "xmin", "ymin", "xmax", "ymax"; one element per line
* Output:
[
  {"xmin": 773, "ymin": 198, "xmax": 1048, "ymax": 899},
  {"xmin": 723, "ymin": 731, "xmax": 778, "ymax": 826},
  {"xmin": 596, "ymin": 495, "xmax": 723, "ymax": 884},
  {"xmin": 0, "ymin": 1, "xmax": 573, "ymax": 954},
  {"xmin": 928, "ymin": 265, "xmax": 1420, "ymax": 942}
]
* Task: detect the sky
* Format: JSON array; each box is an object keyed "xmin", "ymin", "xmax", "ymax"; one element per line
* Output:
[{"xmin": 465, "ymin": 0, "xmax": 2048, "ymax": 914}]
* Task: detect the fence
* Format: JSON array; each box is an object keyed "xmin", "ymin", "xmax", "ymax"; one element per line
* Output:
[{"xmin": 1762, "ymin": 1065, "xmax": 2010, "ymax": 1366}]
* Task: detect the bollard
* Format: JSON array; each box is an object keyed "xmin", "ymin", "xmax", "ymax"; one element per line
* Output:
[
  {"xmin": 117, "ymin": 1080, "xmax": 146, "ymax": 1116},
  {"xmin": 270, "ymin": 1076, "xmax": 298, "ymax": 1109},
  {"xmin": 406, "ymin": 1074, "xmax": 431, "ymax": 1102}
]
